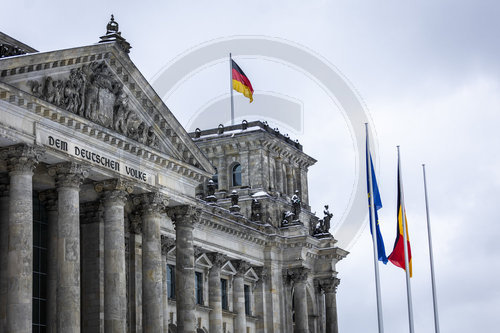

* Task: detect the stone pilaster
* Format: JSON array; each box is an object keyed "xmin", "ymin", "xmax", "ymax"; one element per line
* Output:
[
  {"xmin": 0, "ymin": 184, "xmax": 9, "ymax": 333},
  {"xmin": 218, "ymin": 156, "xmax": 228, "ymax": 192},
  {"xmin": 1, "ymin": 144, "xmax": 43, "ymax": 333},
  {"xmin": 288, "ymin": 267, "xmax": 310, "ymax": 333},
  {"xmin": 95, "ymin": 179, "xmax": 133, "ymax": 332},
  {"xmin": 39, "ymin": 190, "xmax": 58, "ymax": 333},
  {"xmin": 135, "ymin": 192, "xmax": 168, "ymax": 333},
  {"xmin": 49, "ymin": 161, "xmax": 89, "ymax": 333},
  {"xmin": 161, "ymin": 235, "xmax": 175, "ymax": 333},
  {"xmin": 167, "ymin": 205, "xmax": 201, "ymax": 333},
  {"xmin": 233, "ymin": 260, "xmax": 251, "ymax": 333},
  {"xmin": 127, "ymin": 213, "xmax": 143, "ymax": 332},
  {"xmin": 207, "ymin": 252, "xmax": 228, "ymax": 333},
  {"xmin": 320, "ymin": 277, "xmax": 340, "ymax": 333},
  {"xmin": 253, "ymin": 267, "xmax": 269, "ymax": 333},
  {"xmin": 286, "ymin": 164, "xmax": 294, "ymax": 197}
]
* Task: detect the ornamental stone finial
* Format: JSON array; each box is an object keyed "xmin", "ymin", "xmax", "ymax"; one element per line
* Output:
[
  {"xmin": 106, "ymin": 14, "xmax": 119, "ymax": 34},
  {"xmin": 99, "ymin": 14, "xmax": 131, "ymax": 53},
  {"xmin": 48, "ymin": 161, "xmax": 90, "ymax": 188},
  {"xmin": 0, "ymin": 144, "xmax": 44, "ymax": 174},
  {"xmin": 167, "ymin": 205, "xmax": 201, "ymax": 226}
]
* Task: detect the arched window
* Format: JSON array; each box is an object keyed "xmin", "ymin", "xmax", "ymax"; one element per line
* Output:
[
  {"xmin": 232, "ymin": 163, "xmax": 242, "ymax": 187},
  {"xmin": 212, "ymin": 167, "xmax": 218, "ymax": 187}
]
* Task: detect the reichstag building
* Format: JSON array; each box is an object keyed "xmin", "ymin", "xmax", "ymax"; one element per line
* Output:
[{"xmin": 0, "ymin": 17, "xmax": 347, "ymax": 333}]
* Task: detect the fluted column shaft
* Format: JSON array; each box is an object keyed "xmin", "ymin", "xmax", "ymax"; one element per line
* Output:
[
  {"xmin": 2, "ymin": 145, "xmax": 43, "ymax": 333},
  {"xmin": 138, "ymin": 193, "xmax": 168, "ymax": 333},
  {"xmin": 321, "ymin": 278, "xmax": 340, "ymax": 333},
  {"xmin": 0, "ymin": 184, "xmax": 9, "ymax": 332},
  {"xmin": 39, "ymin": 190, "xmax": 58, "ymax": 333},
  {"xmin": 98, "ymin": 180, "xmax": 131, "ymax": 332},
  {"xmin": 168, "ymin": 205, "xmax": 201, "ymax": 333},
  {"xmin": 208, "ymin": 253, "xmax": 227, "ymax": 333},
  {"xmin": 51, "ymin": 162, "xmax": 88, "ymax": 333}
]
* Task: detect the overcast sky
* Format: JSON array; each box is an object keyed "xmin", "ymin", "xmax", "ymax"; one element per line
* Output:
[{"xmin": 3, "ymin": 1, "xmax": 500, "ymax": 332}]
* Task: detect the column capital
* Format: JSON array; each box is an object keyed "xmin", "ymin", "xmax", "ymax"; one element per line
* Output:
[
  {"xmin": 287, "ymin": 267, "xmax": 310, "ymax": 284},
  {"xmin": 207, "ymin": 252, "xmax": 228, "ymax": 270},
  {"xmin": 167, "ymin": 205, "xmax": 201, "ymax": 227},
  {"xmin": 161, "ymin": 235, "xmax": 175, "ymax": 256},
  {"xmin": 132, "ymin": 192, "xmax": 168, "ymax": 215},
  {"xmin": 0, "ymin": 144, "xmax": 44, "ymax": 174},
  {"xmin": 80, "ymin": 201, "xmax": 103, "ymax": 224},
  {"xmin": 127, "ymin": 213, "xmax": 142, "ymax": 234},
  {"xmin": 254, "ymin": 266, "xmax": 270, "ymax": 283},
  {"xmin": 319, "ymin": 277, "xmax": 340, "ymax": 294},
  {"xmin": 39, "ymin": 189, "xmax": 58, "ymax": 211},
  {"xmin": 95, "ymin": 178, "xmax": 133, "ymax": 206},
  {"xmin": 48, "ymin": 161, "xmax": 90, "ymax": 189},
  {"xmin": 233, "ymin": 260, "xmax": 251, "ymax": 277}
]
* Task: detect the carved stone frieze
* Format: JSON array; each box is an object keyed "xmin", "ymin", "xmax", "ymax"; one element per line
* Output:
[
  {"xmin": 0, "ymin": 144, "xmax": 44, "ymax": 174},
  {"xmin": 27, "ymin": 61, "xmax": 159, "ymax": 149},
  {"xmin": 48, "ymin": 161, "xmax": 90, "ymax": 189}
]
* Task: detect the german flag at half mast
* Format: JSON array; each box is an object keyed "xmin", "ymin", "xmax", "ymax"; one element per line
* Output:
[{"xmin": 232, "ymin": 59, "xmax": 254, "ymax": 102}]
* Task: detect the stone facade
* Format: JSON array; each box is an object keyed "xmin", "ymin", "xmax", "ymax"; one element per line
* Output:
[{"xmin": 0, "ymin": 18, "xmax": 348, "ymax": 333}]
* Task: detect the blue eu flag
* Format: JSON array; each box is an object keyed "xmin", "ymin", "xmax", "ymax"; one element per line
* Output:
[{"xmin": 367, "ymin": 152, "xmax": 388, "ymax": 264}]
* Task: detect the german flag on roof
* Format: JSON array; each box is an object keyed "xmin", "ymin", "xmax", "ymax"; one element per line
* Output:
[{"xmin": 232, "ymin": 59, "xmax": 254, "ymax": 103}]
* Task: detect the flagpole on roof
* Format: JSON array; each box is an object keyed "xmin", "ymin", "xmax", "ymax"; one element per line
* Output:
[
  {"xmin": 229, "ymin": 53, "xmax": 235, "ymax": 125},
  {"xmin": 422, "ymin": 164, "xmax": 441, "ymax": 333},
  {"xmin": 365, "ymin": 123, "xmax": 385, "ymax": 333},
  {"xmin": 397, "ymin": 146, "xmax": 415, "ymax": 333}
]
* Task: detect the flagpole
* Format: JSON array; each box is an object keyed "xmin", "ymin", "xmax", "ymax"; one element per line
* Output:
[
  {"xmin": 366, "ymin": 123, "xmax": 384, "ymax": 333},
  {"xmin": 397, "ymin": 146, "xmax": 415, "ymax": 333},
  {"xmin": 422, "ymin": 164, "xmax": 441, "ymax": 333},
  {"xmin": 229, "ymin": 53, "xmax": 235, "ymax": 125}
]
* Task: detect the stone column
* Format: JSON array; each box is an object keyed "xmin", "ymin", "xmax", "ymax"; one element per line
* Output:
[
  {"xmin": 0, "ymin": 184, "xmax": 9, "ymax": 332},
  {"xmin": 233, "ymin": 260, "xmax": 250, "ymax": 333},
  {"xmin": 95, "ymin": 179, "xmax": 132, "ymax": 332},
  {"xmin": 286, "ymin": 164, "xmax": 294, "ymax": 197},
  {"xmin": 161, "ymin": 236, "xmax": 175, "ymax": 332},
  {"xmin": 49, "ymin": 162, "xmax": 89, "ymax": 332},
  {"xmin": 275, "ymin": 158, "xmax": 283, "ymax": 194},
  {"xmin": 253, "ymin": 267, "xmax": 268, "ymax": 333},
  {"xmin": 218, "ymin": 156, "xmax": 228, "ymax": 192},
  {"xmin": 135, "ymin": 192, "xmax": 168, "ymax": 333},
  {"xmin": 128, "ymin": 215, "xmax": 143, "ymax": 332},
  {"xmin": 288, "ymin": 267, "xmax": 310, "ymax": 333},
  {"xmin": 1, "ymin": 144, "xmax": 43, "ymax": 333},
  {"xmin": 207, "ymin": 253, "xmax": 228, "ymax": 333},
  {"xmin": 321, "ymin": 278, "xmax": 340, "ymax": 333},
  {"xmin": 39, "ymin": 190, "xmax": 58, "ymax": 333},
  {"xmin": 167, "ymin": 205, "xmax": 201, "ymax": 333}
]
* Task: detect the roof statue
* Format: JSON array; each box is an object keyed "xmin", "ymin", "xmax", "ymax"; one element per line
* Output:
[{"xmin": 99, "ymin": 15, "xmax": 131, "ymax": 54}]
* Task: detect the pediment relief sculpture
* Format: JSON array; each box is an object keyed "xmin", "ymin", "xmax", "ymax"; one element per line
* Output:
[{"xmin": 27, "ymin": 61, "xmax": 159, "ymax": 149}]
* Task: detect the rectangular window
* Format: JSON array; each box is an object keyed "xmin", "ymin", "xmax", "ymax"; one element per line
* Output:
[
  {"xmin": 33, "ymin": 194, "xmax": 48, "ymax": 333},
  {"xmin": 195, "ymin": 271, "xmax": 203, "ymax": 305},
  {"xmin": 167, "ymin": 264, "xmax": 175, "ymax": 299},
  {"xmin": 221, "ymin": 278, "xmax": 228, "ymax": 310},
  {"xmin": 244, "ymin": 284, "xmax": 251, "ymax": 315}
]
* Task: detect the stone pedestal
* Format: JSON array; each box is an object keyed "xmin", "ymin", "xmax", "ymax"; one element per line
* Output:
[
  {"xmin": 289, "ymin": 267, "xmax": 310, "ymax": 333},
  {"xmin": 39, "ymin": 190, "xmax": 58, "ymax": 333},
  {"xmin": 136, "ymin": 193, "xmax": 168, "ymax": 333},
  {"xmin": 2, "ymin": 144, "xmax": 43, "ymax": 333},
  {"xmin": 321, "ymin": 278, "xmax": 340, "ymax": 333},
  {"xmin": 207, "ymin": 253, "xmax": 227, "ymax": 333},
  {"xmin": 233, "ymin": 261, "xmax": 251, "ymax": 333},
  {"xmin": 50, "ymin": 162, "xmax": 89, "ymax": 333},
  {"xmin": 168, "ymin": 205, "xmax": 201, "ymax": 333},
  {"xmin": 96, "ymin": 179, "xmax": 132, "ymax": 332},
  {"xmin": 0, "ymin": 184, "xmax": 9, "ymax": 332}
]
